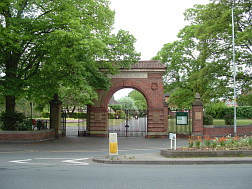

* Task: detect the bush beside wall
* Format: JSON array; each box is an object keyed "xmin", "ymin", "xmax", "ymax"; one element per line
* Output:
[{"xmin": 205, "ymin": 104, "xmax": 252, "ymax": 119}]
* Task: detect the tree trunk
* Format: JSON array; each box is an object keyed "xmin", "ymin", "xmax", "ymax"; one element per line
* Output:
[
  {"xmin": 71, "ymin": 106, "xmax": 76, "ymax": 114},
  {"xmin": 5, "ymin": 95, "xmax": 16, "ymax": 113}
]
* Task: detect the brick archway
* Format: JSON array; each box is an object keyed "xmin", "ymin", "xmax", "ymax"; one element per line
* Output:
[{"xmin": 87, "ymin": 61, "xmax": 168, "ymax": 138}]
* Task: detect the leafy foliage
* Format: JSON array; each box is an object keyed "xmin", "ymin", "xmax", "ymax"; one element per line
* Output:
[
  {"xmin": 203, "ymin": 114, "xmax": 213, "ymax": 125},
  {"xmin": 0, "ymin": 0, "xmax": 140, "ymax": 115},
  {"xmin": 0, "ymin": 111, "xmax": 31, "ymax": 131},
  {"xmin": 118, "ymin": 97, "xmax": 137, "ymax": 111},
  {"xmin": 154, "ymin": 0, "xmax": 251, "ymax": 108},
  {"xmin": 236, "ymin": 106, "xmax": 252, "ymax": 119},
  {"xmin": 204, "ymin": 102, "xmax": 228, "ymax": 119},
  {"xmin": 109, "ymin": 104, "xmax": 123, "ymax": 112},
  {"xmin": 205, "ymin": 102, "xmax": 252, "ymax": 119},
  {"xmin": 224, "ymin": 114, "xmax": 234, "ymax": 125},
  {"xmin": 237, "ymin": 92, "xmax": 252, "ymax": 106},
  {"xmin": 128, "ymin": 90, "xmax": 147, "ymax": 110}
]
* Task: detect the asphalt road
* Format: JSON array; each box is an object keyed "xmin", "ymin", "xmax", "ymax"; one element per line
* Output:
[
  {"xmin": 1, "ymin": 156, "xmax": 252, "ymax": 189},
  {"xmin": 1, "ymin": 136, "xmax": 252, "ymax": 189}
]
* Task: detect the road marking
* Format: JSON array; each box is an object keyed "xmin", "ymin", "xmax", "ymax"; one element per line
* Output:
[
  {"xmin": 9, "ymin": 159, "xmax": 32, "ymax": 164},
  {"xmin": 36, "ymin": 158, "xmax": 70, "ymax": 160},
  {"xmin": 8, "ymin": 158, "xmax": 89, "ymax": 165},
  {"xmin": 62, "ymin": 158, "xmax": 89, "ymax": 165}
]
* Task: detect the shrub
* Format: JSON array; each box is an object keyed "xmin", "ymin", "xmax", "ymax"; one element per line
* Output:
[
  {"xmin": 204, "ymin": 102, "xmax": 227, "ymax": 119},
  {"xmin": 108, "ymin": 113, "xmax": 116, "ymax": 119},
  {"xmin": 42, "ymin": 112, "xmax": 50, "ymax": 118},
  {"xmin": 109, "ymin": 104, "xmax": 123, "ymax": 112},
  {"xmin": 17, "ymin": 119, "xmax": 32, "ymax": 131},
  {"xmin": 205, "ymin": 103, "xmax": 252, "ymax": 119},
  {"xmin": 224, "ymin": 114, "xmax": 234, "ymax": 125},
  {"xmin": 0, "ymin": 111, "xmax": 30, "ymax": 131},
  {"xmin": 68, "ymin": 112, "xmax": 87, "ymax": 119},
  {"xmin": 236, "ymin": 106, "xmax": 252, "ymax": 119},
  {"xmin": 203, "ymin": 115, "xmax": 213, "ymax": 125}
]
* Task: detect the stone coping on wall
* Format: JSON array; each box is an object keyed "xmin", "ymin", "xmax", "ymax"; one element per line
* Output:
[{"xmin": 0, "ymin": 129, "xmax": 55, "ymax": 143}]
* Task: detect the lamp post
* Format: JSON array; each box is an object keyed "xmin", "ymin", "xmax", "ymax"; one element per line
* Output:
[
  {"xmin": 125, "ymin": 109, "xmax": 129, "ymax": 137},
  {"xmin": 30, "ymin": 102, "xmax": 33, "ymax": 120},
  {"xmin": 232, "ymin": 2, "xmax": 237, "ymax": 136}
]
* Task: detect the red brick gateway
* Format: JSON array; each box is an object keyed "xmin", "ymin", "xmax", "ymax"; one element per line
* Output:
[{"xmin": 86, "ymin": 60, "xmax": 168, "ymax": 137}]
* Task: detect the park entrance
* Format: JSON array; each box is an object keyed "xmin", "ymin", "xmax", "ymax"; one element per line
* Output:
[
  {"xmin": 86, "ymin": 60, "xmax": 168, "ymax": 138},
  {"xmin": 108, "ymin": 109, "xmax": 148, "ymax": 137}
]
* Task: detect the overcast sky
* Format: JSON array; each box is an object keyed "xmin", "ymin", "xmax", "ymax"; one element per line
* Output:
[
  {"xmin": 110, "ymin": 0, "xmax": 210, "ymax": 60},
  {"xmin": 109, "ymin": 0, "xmax": 210, "ymax": 100}
]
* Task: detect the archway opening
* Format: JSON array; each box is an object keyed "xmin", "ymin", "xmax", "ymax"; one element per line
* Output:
[{"xmin": 108, "ymin": 88, "xmax": 148, "ymax": 137}]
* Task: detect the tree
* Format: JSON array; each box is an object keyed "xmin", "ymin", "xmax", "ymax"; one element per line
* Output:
[
  {"xmin": 128, "ymin": 90, "xmax": 147, "ymax": 110},
  {"xmin": 154, "ymin": 0, "xmax": 251, "ymax": 108},
  {"xmin": 109, "ymin": 104, "xmax": 122, "ymax": 112},
  {"xmin": 237, "ymin": 92, "xmax": 252, "ymax": 106},
  {"xmin": 0, "ymin": 0, "xmax": 140, "ymax": 116},
  {"xmin": 118, "ymin": 97, "xmax": 137, "ymax": 111}
]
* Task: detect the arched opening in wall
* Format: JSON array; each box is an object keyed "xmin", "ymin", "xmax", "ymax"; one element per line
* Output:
[
  {"xmin": 61, "ymin": 106, "xmax": 87, "ymax": 137},
  {"xmin": 108, "ymin": 88, "xmax": 148, "ymax": 137}
]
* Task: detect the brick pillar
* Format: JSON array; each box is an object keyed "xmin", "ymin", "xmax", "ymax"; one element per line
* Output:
[
  {"xmin": 192, "ymin": 93, "xmax": 203, "ymax": 136},
  {"xmin": 50, "ymin": 94, "xmax": 62, "ymax": 138},
  {"xmin": 89, "ymin": 107, "xmax": 108, "ymax": 137},
  {"xmin": 163, "ymin": 101, "xmax": 168, "ymax": 133},
  {"xmin": 86, "ymin": 105, "xmax": 91, "ymax": 136}
]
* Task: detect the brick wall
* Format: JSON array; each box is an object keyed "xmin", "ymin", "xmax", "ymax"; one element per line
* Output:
[
  {"xmin": 204, "ymin": 125, "xmax": 252, "ymax": 136},
  {"xmin": 0, "ymin": 129, "xmax": 55, "ymax": 142}
]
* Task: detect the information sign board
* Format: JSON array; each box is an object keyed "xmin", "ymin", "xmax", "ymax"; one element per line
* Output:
[{"xmin": 176, "ymin": 112, "xmax": 188, "ymax": 125}]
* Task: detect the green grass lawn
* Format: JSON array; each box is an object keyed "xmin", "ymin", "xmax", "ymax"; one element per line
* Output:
[{"xmin": 213, "ymin": 119, "xmax": 252, "ymax": 126}]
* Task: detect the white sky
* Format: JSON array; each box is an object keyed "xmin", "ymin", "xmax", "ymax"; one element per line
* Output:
[
  {"xmin": 110, "ymin": 0, "xmax": 210, "ymax": 60},
  {"xmin": 110, "ymin": 0, "xmax": 210, "ymax": 100}
]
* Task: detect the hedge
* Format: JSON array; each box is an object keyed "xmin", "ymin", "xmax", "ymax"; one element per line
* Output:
[{"xmin": 205, "ymin": 105, "xmax": 252, "ymax": 119}]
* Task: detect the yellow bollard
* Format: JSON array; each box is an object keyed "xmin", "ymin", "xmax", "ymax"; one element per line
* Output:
[
  {"xmin": 109, "ymin": 133, "xmax": 118, "ymax": 156},
  {"xmin": 109, "ymin": 142, "xmax": 118, "ymax": 154}
]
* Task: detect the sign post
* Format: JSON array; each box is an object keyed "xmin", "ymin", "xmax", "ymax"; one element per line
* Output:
[
  {"xmin": 169, "ymin": 133, "xmax": 176, "ymax": 150},
  {"xmin": 109, "ymin": 133, "xmax": 118, "ymax": 157}
]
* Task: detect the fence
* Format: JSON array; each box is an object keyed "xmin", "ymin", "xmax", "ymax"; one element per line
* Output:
[{"xmin": 168, "ymin": 110, "xmax": 192, "ymax": 135}]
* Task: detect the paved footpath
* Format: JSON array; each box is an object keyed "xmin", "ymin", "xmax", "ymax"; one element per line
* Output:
[{"xmin": 1, "ymin": 136, "xmax": 252, "ymax": 165}]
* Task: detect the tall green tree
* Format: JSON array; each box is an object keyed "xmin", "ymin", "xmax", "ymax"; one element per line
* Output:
[
  {"xmin": 118, "ymin": 96, "xmax": 137, "ymax": 111},
  {"xmin": 128, "ymin": 90, "xmax": 147, "ymax": 110},
  {"xmin": 154, "ymin": 0, "xmax": 251, "ymax": 108},
  {"xmin": 0, "ymin": 0, "xmax": 140, "ymax": 115}
]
